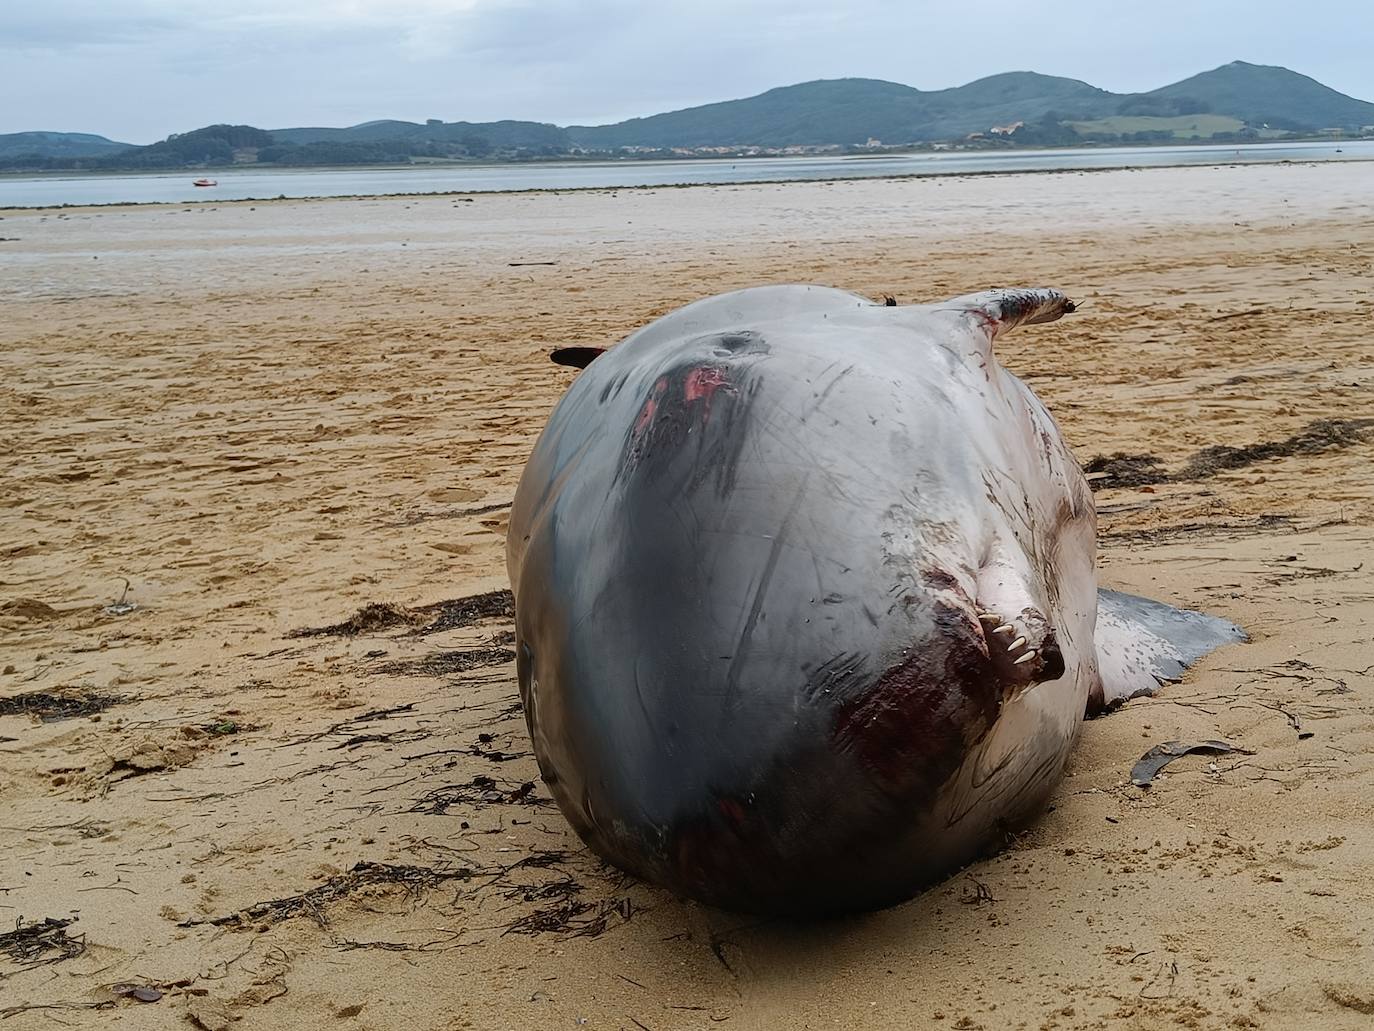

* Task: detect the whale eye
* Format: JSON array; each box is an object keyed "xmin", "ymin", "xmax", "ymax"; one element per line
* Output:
[{"xmin": 710, "ymin": 332, "xmax": 767, "ymax": 358}]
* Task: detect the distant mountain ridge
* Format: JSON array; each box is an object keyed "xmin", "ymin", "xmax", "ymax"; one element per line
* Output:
[
  {"xmin": 0, "ymin": 131, "xmax": 132, "ymax": 160},
  {"xmin": 5, "ymin": 61, "xmax": 1372, "ymax": 167},
  {"xmin": 565, "ymin": 73, "xmax": 1121, "ymax": 149},
  {"xmin": 270, "ymin": 119, "xmax": 567, "ymax": 150},
  {"xmin": 566, "ymin": 63, "xmax": 1374, "ymax": 148}
]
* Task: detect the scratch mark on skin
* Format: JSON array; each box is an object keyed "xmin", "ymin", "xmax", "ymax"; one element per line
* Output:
[
  {"xmin": 747, "ymin": 396, "xmax": 859, "ymax": 510},
  {"xmin": 724, "ymin": 474, "xmax": 811, "ymax": 705},
  {"xmin": 967, "ymin": 309, "xmax": 1000, "ymax": 339},
  {"xmin": 810, "ymin": 363, "xmax": 855, "ymax": 413},
  {"xmin": 632, "ymin": 653, "xmax": 658, "ymax": 741},
  {"xmin": 810, "ymin": 551, "xmax": 828, "ymax": 601},
  {"xmin": 934, "ymin": 340, "xmax": 963, "ymax": 364},
  {"xmin": 571, "ymin": 576, "xmax": 621, "ymax": 635}
]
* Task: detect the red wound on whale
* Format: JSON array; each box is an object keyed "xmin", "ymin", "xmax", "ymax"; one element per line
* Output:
[
  {"xmin": 632, "ymin": 376, "xmax": 668, "ymax": 436},
  {"xmin": 831, "ymin": 603, "xmax": 999, "ymax": 797},
  {"xmin": 626, "ymin": 363, "xmax": 736, "ymax": 461},
  {"xmin": 683, "ymin": 365, "xmax": 731, "ymax": 406}
]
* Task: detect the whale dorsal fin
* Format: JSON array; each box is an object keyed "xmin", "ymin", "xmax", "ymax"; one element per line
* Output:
[{"xmin": 1092, "ymin": 589, "xmax": 1246, "ymax": 713}]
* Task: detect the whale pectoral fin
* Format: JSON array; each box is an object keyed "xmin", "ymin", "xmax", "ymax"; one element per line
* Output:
[
  {"xmin": 1091, "ymin": 588, "xmax": 1247, "ymax": 713},
  {"xmin": 550, "ymin": 346, "xmax": 606, "ymax": 369},
  {"xmin": 942, "ymin": 288, "xmax": 1077, "ymax": 341}
]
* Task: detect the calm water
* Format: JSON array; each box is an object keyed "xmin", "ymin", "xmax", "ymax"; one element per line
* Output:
[{"xmin": 2, "ymin": 140, "xmax": 1369, "ymax": 208}]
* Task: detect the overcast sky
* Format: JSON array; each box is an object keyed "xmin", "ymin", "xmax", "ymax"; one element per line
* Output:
[{"xmin": 5, "ymin": 0, "xmax": 1372, "ymax": 143}]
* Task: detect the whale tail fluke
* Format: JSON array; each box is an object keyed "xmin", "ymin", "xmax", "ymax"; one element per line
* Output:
[{"xmin": 1091, "ymin": 588, "xmax": 1246, "ymax": 713}]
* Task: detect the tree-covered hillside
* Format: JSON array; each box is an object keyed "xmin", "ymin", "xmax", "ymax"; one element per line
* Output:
[
  {"xmin": 0, "ymin": 131, "xmax": 132, "ymax": 162},
  {"xmin": 270, "ymin": 119, "xmax": 572, "ymax": 156},
  {"xmin": 568, "ymin": 78, "xmax": 926, "ymax": 148},
  {"xmin": 1141, "ymin": 61, "xmax": 1374, "ymax": 130},
  {"xmin": 98, "ymin": 125, "xmax": 273, "ymax": 168}
]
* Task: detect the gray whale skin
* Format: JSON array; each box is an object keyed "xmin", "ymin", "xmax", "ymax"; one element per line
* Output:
[{"xmin": 507, "ymin": 285, "xmax": 1244, "ymax": 915}]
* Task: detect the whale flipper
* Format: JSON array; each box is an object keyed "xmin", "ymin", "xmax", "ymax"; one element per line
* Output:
[
  {"xmin": 943, "ymin": 287, "xmax": 1078, "ymax": 339},
  {"xmin": 1092, "ymin": 588, "xmax": 1246, "ymax": 712},
  {"xmin": 550, "ymin": 345, "xmax": 605, "ymax": 369}
]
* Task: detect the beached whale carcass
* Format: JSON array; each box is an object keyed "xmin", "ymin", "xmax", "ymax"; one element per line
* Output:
[{"xmin": 506, "ymin": 285, "xmax": 1243, "ymax": 915}]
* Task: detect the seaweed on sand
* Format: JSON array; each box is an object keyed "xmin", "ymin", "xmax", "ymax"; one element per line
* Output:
[
  {"xmin": 1084, "ymin": 417, "xmax": 1374, "ymax": 491},
  {"xmin": 0, "ymin": 917, "xmax": 86, "ymax": 969},
  {"xmin": 289, "ymin": 589, "xmax": 514, "ymax": 639}
]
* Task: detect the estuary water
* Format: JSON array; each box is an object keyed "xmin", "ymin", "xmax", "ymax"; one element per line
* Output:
[{"xmin": 0, "ymin": 139, "xmax": 1369, "ymax": 208}]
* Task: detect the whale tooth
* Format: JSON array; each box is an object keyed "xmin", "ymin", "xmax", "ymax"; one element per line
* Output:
[
  {"xmin": 993, "ymin": 624, "xmax": 1015, "ymax": 635},
  {"xmin": 1009, "ymin": 636, "xmax": 1027, "ymax": 651},
  {"xmin": 1013, "ymin": 649, "xmax": 1038, "ymax": 665}
]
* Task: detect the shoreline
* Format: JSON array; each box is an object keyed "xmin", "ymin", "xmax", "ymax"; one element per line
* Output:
[
  {"xmin": 1, "ymin": 151, "xmax": 1370, "ymax": 212},
  {"xmin": 2, "ymin": 131, "xmax": 1366, "ymax": 180}
]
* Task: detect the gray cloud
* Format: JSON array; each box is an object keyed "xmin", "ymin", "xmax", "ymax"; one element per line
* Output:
[{"xmin": 3, "ymin": 0, "xmax": 1370, "ymax": 142}]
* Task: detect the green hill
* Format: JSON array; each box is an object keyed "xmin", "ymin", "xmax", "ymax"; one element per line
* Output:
[
  {"xmin": 269, "ymin": 120, "xmax": 423, "ymax": 144},
  {"xmin": 270, "ymin": 119, "xmax": 571, "ymax": 153},
  {"xmin": 567, "ymin": 73, "xmax": 1120, "ymax": 148},
  {"xmin": 86, "ymin": 125, "xmax": 273, "ymax": 169},
  {"xmin": 5, "ymin": 119, "xmax": 575, "ymax": 171},
  {"xmin": 0, "ymin": 131, "xmax": 132, "ymax": 161},
  {"xmin": 568, "ymin": 79, "xmax": 922, "ymax": 148},
  {"xmin": 1141, "ymin": 61, "xmax": 1374, "ymax": 130},
  {"xmin": 918, "ymin": 71, "xmax": 1116, "ymax": 134}
]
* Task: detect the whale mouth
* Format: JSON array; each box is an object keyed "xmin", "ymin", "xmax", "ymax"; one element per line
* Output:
[{"xmin": 981, "ymin": 616, "xmax": 1066, "ymax": 694}]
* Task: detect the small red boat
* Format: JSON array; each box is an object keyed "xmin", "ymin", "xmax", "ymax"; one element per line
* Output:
[{"xmin": 192, "ymin": 178, "xmax": 218, "ymax": 187}]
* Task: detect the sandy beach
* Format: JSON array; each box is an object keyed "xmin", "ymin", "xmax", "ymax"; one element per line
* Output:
[{"xmin": 2, "ymin": 161, "xmax": 1373, "ymax": 1030}]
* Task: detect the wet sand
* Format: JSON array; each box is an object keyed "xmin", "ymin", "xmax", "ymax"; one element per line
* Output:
[{"xmin": 2, "ymin": 162, "xmax": 1373, "ymax": 1030}]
